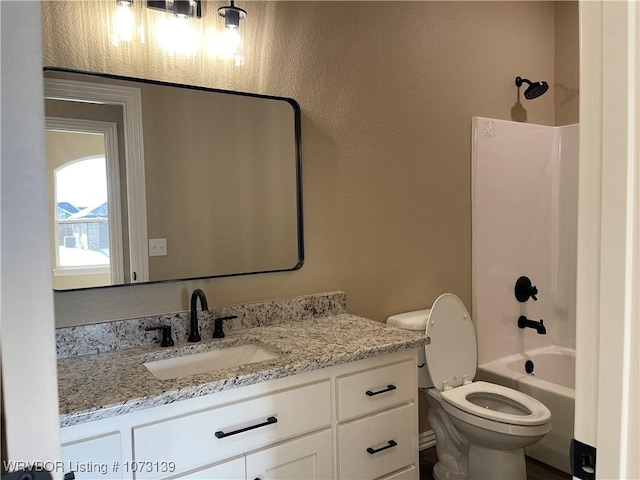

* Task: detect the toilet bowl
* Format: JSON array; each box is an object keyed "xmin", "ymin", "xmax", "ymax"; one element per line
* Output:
[{"xmin": 387, "ymin": 293, "xmax": 551, "ymax": 480}]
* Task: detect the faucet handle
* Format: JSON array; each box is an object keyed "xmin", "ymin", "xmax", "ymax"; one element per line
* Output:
[
  {"xmin": 145, "ymin": 325, "xmax": 174, "ymax": 347},
  {"xmin": 515, "ymin": 276, "xmax": 538, "ymax": 302},
  {"xmin": 213, "ymin": 315, "xmax": 238, "ymax": 339}
]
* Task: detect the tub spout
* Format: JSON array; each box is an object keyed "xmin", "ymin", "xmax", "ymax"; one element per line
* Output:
[{"xmin": 518, "ymin": 315, "xmax": 546, "ymax": 334}]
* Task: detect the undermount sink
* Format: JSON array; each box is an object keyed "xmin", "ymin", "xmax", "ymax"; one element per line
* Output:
[{"xmin": 143, "ymin": 344, "xmax": 279, "ymax": 380}]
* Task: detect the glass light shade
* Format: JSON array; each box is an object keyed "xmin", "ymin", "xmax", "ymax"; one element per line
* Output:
[
  {"xmin": 155, "ymin": 15, "xmax": 199, "ymax": 57},
  {"xmin": 110, "ymin": 0, "xmax": 145, "ymax": 46},
  {"xmin": 205, "ymin": 25, "xmax": 245, "ymax": 66}
]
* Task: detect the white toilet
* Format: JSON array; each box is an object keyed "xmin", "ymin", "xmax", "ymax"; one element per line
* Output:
[{"xmin": 387, "ymin": 293, "xmax": 551, "ymax": 480}]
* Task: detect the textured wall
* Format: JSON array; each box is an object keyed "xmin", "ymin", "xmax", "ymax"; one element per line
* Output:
[
  {"xmin": 554, "ymin": 1, "xmax": 580, "ymax": 125},
  {"xmin": 43, "ymin": 1, "xmax": 560, "ymax": 326}
]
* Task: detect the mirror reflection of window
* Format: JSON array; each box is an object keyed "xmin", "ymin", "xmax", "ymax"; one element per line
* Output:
[
  {"xmin": 46, "ymin": 123, "xmax": 124, "ymax": 290},
  {"xmin": 55, "ymin": 155, "xmax": 110, "ymax": 269}
]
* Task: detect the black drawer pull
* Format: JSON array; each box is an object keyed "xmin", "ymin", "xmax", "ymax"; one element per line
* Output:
[
  {"xmin": 215, "ymin": 416, "xmax": 278, "ymax": 439},
  {"xmin": 367, "ymin": 440, "xmax": 398, "ymax": 454},
  {"xmin": 366, "ymin": 384, "xmax": 397, "ymax": 396}
]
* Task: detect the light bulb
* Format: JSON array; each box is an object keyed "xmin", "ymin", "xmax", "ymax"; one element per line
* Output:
[
  {"xmin": 221, "ymin": 27, "xmax": 241, "ymax": 59},
  {"xmin": 112, "ymin": 1, "xmax": 135, "ymax": 45},
  {"xmin": 205, "ymin": 26, "xmax": 244, "ymax": 65},
  {"xmin": 155, "ymin": 16, "xmax": 199, "ymax": 57}
]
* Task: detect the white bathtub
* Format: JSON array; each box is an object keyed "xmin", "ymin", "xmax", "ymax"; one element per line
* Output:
[{"xmin": 477, "ymin": 346, "xmax": 575, "ymax": 474}]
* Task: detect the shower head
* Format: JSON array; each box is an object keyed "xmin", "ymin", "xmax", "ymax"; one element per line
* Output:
[{"xmin": 515, "ymin": 76, "xmax": 549, "ymax": 100}]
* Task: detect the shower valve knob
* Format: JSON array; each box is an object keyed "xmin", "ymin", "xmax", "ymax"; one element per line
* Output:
[{"xmin": 515, "ymin": 276, "xmax": 538, "ymax": 302}]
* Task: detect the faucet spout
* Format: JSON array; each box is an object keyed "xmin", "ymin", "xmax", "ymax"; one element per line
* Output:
[
  {"xmin": 188, "ymin": 289, "xmax": 208, "ymax": 342},
  {"xmin": 517, "ymin": 315, "xmax": 546, "ymax": 334}
]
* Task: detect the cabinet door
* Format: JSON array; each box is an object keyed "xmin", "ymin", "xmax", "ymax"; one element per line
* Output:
[
  {"xmin": 61, "ymin": 432, "xmax": 122, "ymax": 480},
  {"xmin": 246, "ymin": 429, "xmax": 333, "ymax": 480},
  {"xmin": 165, "ymin": 457, "xmax": 245, "ymax": 480}
]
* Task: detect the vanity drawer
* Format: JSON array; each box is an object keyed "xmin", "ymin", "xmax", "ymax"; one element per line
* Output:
[
  {"xmin": 376, "ymin": 465, "xmax": 417, "ymax": 480},
  {"xmin": 338, "ymin": 403, "xmax": 416, "ymax": 480},
  {"xmin": 133, "ymin": 380, "xmax": 331, "ymax": 478},
  {"xmin": 336, "ymin": 359, "xmax": 416, "ymax": 421}
]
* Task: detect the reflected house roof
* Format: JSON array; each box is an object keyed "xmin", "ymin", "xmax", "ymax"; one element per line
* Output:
[
  {"xmin": 56, "ymin": 201, "xmax": 81, "ymax": 220},
  {"xmin": 57, "ymin": 201, "xmax": 107, "ymax": 220}
]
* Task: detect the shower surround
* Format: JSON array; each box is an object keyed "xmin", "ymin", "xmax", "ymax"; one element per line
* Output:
[{"xmin": 471, "ymin": 117, "xmax": 579, "ymax": 472}]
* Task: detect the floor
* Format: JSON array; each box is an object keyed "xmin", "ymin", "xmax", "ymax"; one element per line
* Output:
[{"xmin": 419, "ymin": 447, "xmax": 572, "ymax": 480}]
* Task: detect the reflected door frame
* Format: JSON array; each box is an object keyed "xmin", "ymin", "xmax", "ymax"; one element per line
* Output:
[
  {"xmin": 46, "ymin": 118, "xmax": 125, "ymax": 285},
  {"xmin": 44, "ymin": 77, "xmax": 149, "ymax": 284}
]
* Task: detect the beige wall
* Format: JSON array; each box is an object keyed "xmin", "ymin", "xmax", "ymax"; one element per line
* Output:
[
  {"xmin": 42, "ymin": 1, "xmax": 569, "ymax": 327},
  {"xmin": 141, "ymin": 83, "xmax": 299, "ymax": 281},
  {"xmin": 554, "ymin": 1, "xmax": 580, "ymax": 125}
]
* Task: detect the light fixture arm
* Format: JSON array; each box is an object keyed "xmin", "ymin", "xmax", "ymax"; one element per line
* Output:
[
  {"xmin": 218, "ymin": 0, "xmax": 247, "ymax": 29},
  {"xmin": 147, "ymin": 0, "xmax": 202, "ymax": 19}
]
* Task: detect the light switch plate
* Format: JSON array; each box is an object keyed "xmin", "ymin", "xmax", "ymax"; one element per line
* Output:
[{"xmin": 149, "ymin": 238, "xmax": 167, "ymax": 256}]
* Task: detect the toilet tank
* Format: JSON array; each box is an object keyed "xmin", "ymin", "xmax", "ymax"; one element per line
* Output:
[{"xmin": 386, "ymin": 309, "xmax": 433, "ymax": 389}]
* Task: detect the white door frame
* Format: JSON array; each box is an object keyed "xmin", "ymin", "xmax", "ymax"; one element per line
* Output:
[
  {"xmin": 46, "ymin": 117, "xmax": 125, "ymax": 285},
  {"xmin": 575, "ymin": 1, "xmax": 639, "ymax": 478},
  {"xmin": 44, "ymin": 77, "xmax": 149, "ymax": 284}
]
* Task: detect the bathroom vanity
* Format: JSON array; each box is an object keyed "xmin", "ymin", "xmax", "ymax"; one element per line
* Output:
[{"xmin": 57, "ymin": 293, "xmax": 427, "ymax": 480}]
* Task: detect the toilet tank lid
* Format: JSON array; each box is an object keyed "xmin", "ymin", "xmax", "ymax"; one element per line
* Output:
[{"xmin": 386, "ymin": 309, "xmax": 431, "ymax": 331}]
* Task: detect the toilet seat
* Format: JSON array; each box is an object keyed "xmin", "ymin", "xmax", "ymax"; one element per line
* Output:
[
  {"xmin": 440, "ymin": 381, "xmax": 550, "ymax": 426},
  {"xmin": 424, "ymin": 293, "xmax": 551, "ymax": 431}
]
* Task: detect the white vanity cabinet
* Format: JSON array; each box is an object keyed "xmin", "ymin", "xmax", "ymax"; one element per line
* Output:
[
  {"xmin": 61, "ymin": 432, "xmax": 123, "ymax": 479},
  {"xmin": 133, "ymin": 380, "xmax": 331, "ymax": 476},
  {"xmin": 335, "ymin": 358, "xmax": 418, "ymax": 479},
  {"xmin": 245, "ymin": 428, "xmax": 333, "ymax": 479},
  {"xmin": 60, "ymin": 349, "xmax": 418, "ymax": 480},
  {"xmin": 165, "ymin": 429, "xmax": 333, "ymax": 480}
]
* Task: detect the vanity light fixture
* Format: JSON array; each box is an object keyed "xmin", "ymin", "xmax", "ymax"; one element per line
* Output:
[
  {"xmin": 147, "ymin": 0, "xmax": 201, "ymax": 19},
  {"xmin": 216, "ymin": 0, "xmax": 247, "ymax": 66},
  {"xmin": 111, "ymin": 0, "xmax": 138, "ymax": 46},
  {"xmin": 149, "ymin": 0, "xmax": 201, "ymax": 57},
  {"xmin": 110, "ymin": 0, "xmax": 247, "ymax": 65},
  {"xmin": 218, "ymin": 0, "xmax": 246, "ymax": 30}
]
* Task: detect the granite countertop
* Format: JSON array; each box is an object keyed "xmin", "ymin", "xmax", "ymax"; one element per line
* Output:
[{"xmin": 58, "ymin": 313, "xmax": 427, "ymax": 427}]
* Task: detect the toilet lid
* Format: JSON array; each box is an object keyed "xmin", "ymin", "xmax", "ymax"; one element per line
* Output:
[{"xmin": 425, "ymin": 293, "xmax": 477, "ymax": 391}]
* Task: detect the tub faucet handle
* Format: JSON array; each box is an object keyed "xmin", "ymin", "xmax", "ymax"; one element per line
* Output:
[{"xmin": 515, "ymin": 276, "xmax": 538, "ymax": 302}]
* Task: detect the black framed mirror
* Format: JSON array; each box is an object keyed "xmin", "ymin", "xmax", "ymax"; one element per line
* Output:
[{"xmin": 44, "ymin": 68, "xmax": 303, "ymax": 290}]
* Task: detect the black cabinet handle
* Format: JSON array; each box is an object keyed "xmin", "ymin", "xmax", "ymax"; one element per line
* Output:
[
  {"xmin": 366, "ymin": 440, "xmax": 398, "ymax": 454},
  {"xmin": 215, "ymin": 416, "xmax": 278, "ymax": 439},
  {"xmin": 366, "ymin": 384, "xmax": 397, "ymax": 396}
]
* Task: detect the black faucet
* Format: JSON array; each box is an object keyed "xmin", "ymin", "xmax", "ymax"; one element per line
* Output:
[
  {"xmin": 518, "ymin": 315, "xmax": 546, "ymax": 334},
  {"xmin": 188, "ymin": 289, "xmax": 208, "ymax": 342}
]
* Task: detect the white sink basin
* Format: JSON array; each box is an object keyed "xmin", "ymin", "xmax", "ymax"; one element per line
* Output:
[{"xmin": 143, "ymin": 344, "xmax": 278, "ymax": 380}]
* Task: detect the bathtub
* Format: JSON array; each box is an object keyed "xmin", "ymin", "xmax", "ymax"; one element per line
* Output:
[{"xmin": 477, "ymin": 346, "xmax": 575, "ymax": 474}]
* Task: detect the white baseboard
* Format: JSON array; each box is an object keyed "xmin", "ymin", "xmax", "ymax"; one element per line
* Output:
[{"xmin": 419, "ymin": 429, "xmax": 436, "ymax": 451}]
